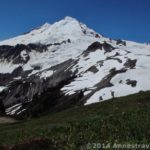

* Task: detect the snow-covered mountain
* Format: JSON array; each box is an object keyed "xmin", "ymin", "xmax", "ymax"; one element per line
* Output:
[{"xmin": 0, "ymin": 16, "xmax": 150, "ymax": 116}]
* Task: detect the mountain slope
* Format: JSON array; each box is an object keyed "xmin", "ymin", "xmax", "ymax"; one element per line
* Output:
[{"xmin": 0, "ymin": 16, "xmax": 150, "ymax": 116}]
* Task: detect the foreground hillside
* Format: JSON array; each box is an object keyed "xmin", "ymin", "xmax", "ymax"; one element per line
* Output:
[{"xmin": 0, "ymin": 91, "xmax": 150, "ymax": 149}]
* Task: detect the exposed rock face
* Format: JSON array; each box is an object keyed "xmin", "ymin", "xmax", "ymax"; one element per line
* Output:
[
  {"xmin": 0, "ymin": 44, "xmax": 48, "ymax": 64},
  {"xmin": 124, "ymin": 58, "xmax": 137, "ymax": 69},
  {"xmin": 21, "ymin": 80, "xmax": 83, "ymax": 118},
  {"xmin": 12, "ymin": 66, "xmax": 24, "ymax": 77},
  {"xmin": 0, "ymin": 66, "xmax": 30, "ymax": 86},
  {"xmin": 0, "ymin": 73, "xmax": 11, "ymax": 85},
  {"xmin": 83, "ymin": 41, "xmax": 115, "ymax": 56},
  {"xmin": 116, "ymin": 39, "xmax": 126, "ymax": 46},
  {"xmin": 1, "ymin": 59, "xmax": 75, "ymax": 107},
  {"xmin": 87, "ymin": 42, "xmax": 103, "ymax": 51},
  {"xmin": 126, "ymin": 79, "xmax": 137, "ymax": 87},
  {"xmin": 102, "ymin": 41, "xmax": 115, "ymax": 52},
  {"xmin": 85, "ymin": 66, "xmax": 99, "ymax": 73}
]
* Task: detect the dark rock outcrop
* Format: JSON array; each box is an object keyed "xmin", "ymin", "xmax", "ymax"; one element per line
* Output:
[
  {"xmin": 116, "ymin": 39, "xmax": 126, "ymax": 46},
  {"xmin": 126, "ymin": 79, "xmax": 137, "ymax": 87},
  {"xmin": 46, "ymin": 39, "xmax": 71, "ymax": 47},
  {"xmin": 12, "ymin": 66, "xmax": 23, "ymax": 77},
  {"xmin": 87, "ymin": 42, "xmax": 103, "ymax": 51},
  {"xmin": 0, "ymin": 66, "xmax": 25, "ymax": 85},
  {"xmin": 106, "ymin": 57, "xmax": 122, "ymax": 63},
  {"xmin": 0, "ymin": 43, "xmax": 49, "ymax": 64},
  {"xmin": 28, "ymin": 43, "xmax": 47, "ymax": 52},
  {"xmin": 85, "ymin": 66, "xmax": 99, "ymax": 73},
  {"xmin": 103, "ymin": 41, "xmax": 115, "ymax": 53},
  {"xmin": 83, "ymin": 41, "xmax": 115, "ymax": 56},
  {"xmin": 124, "ymin": 58, "xmax": 137, "ymax": 69}
]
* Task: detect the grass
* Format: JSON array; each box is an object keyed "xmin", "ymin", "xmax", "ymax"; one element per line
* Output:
[{"xmin": 0, "ymin": 91, "xmax": 150, "ymax": 149}]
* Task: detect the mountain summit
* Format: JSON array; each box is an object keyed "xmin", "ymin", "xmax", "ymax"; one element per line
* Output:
[
  {"xmin": 0, "ymin": 17, "xmax": 150, "ymax": 117},
  {"xmin": 0, "ymin": 16, "xmax": 101, "ymax": 46}
]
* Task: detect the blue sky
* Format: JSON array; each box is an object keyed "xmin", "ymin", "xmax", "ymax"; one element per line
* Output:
[{"xmin": 0, "ymin": 0, "xmax": 150, "ymax": 43}]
